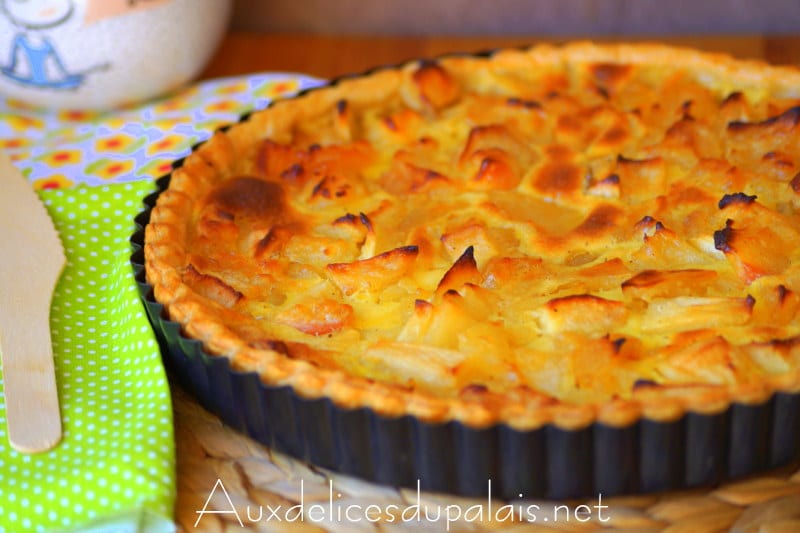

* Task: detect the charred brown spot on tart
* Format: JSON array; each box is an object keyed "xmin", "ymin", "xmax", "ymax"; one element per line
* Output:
[
  {"xmin": 547, "ymin": 293, "xmax": 615, "ymax": 308},
  {"xmin": 632, "ymin": 378, "xmax": 659, "ymax": 390},
  {"xmin": 598, "ymin": 125, "xmax": 628, "ymax": 145},
  {"xmin": 635, "ymin": 215, "xmax": 658, "ymax": 233},
  {"xmin": 744, "ymin": 335, "xmax": 800, "ymax": 373},
  {"xmin": 631, "ymin": 378, "xmax": 664, "ymax": 392},
  {"xmin": 333, "ymin": 213, "xmax": 359, "ymax": 226},
  {"xmin": 681, "ymin": 100, "xmax": 694, "ymax": 119},
  {"xmin": 280, "ymin": 163, "xmax": 304, "ymax": 181},
  {"xmin": 414, "ymin": 299, "xmax": 432, "ymax": 311},
  {"xmin": 572, "ymin": 204, "xmax": 623, "ymax": 237},
  {"xmin": 412, "ymin": 60, "xmax": 460, "ymax": 110},
  {"xmin": 388, "ymin": 156, "xmax": 452, "ymax": 194},
  {"xmin": 383, "ymin": 116, "xmax": 397, "ymax": 131},
  {"xmin": 728, "ymin": 105, "xmax": 800, "ymax": 132},
  {"xmin": 722, "ymin": 91, "xmax": 744, "ymax": 106},
  {"xmin": 791, "ymin": 172, "xmax": 800, "ymax": 193},
  {"xmin": 617, "ymin": 155, "xmax": 642, "ymax": 165},
  {"xmin": 461, "ymin": 125, "xmax": 525, "ymax": 161},
  {"xmin": 215, "ymin": 209, "xmax": 234, "ymax": 221},
  {"xmin": 332, "ymin": 212, "xmax": 372, "ymax": 232},
  {"xmin": 459, "ymin": 383, "xmax": 489, "ymax": 398},
  {"xmin": 594, "ymin": 85, "xmax": 610, "ymax": 100},
  {"xmin": 714, "ymin": 219, "xmax": 791, "ymax": 283},
  {"xmin": 386, "ymin": 245, "xmax": 420, "ymax": 257},
  {"xmin": 254, "ymin": 226, "xmax": 293, "ymax": 258},
  {"xmin": 443, "ymin": 288, "xmax": 461, "ymax": 299},
  {"xmin": 611, "ymin": 337, "xmax": 627, "ymax": 354},
  {"xmin": 326, "ymin": 213, "xmax": 372, "ymax": 251},
  {"xmin": 589, "ymin": 62, "xmax": 633, "ymax": 93},
  {"xmin": 631, "ymin": 220, "xmax": 716, "ymax": 270},
  {"xmin": 719, "ymin": 91, "xmax": 749, "ymax": 121},
  {"xmin": 310, "ymin": 174, "xmax": 353, "ymax": 201},
  {"xmin": 258, "ymin": 140, "xmax": 303, "ymax": 180},
  {"xmin": 778, "ymin": 284, "xmax": 791, "ymax": 304},
  {"xmin": 359, "ymin": 212, "xmax": 373, "ymax": 232},
  {"xmin": 205, "ymin": 176, "xmax": 286, "ymax": 220},
  {"xmin": 379, "ymin": 108, "xmax": 422, "ymax": 136},
  {"xmin": 718, "ymin": 192, "xmax": 757, "ymax": 209},
  {"xmin": 764, "ymin": 336, "xmax": 800, "ymax": 352},
  {"xmin": 586, "ymin": 172, "xmax": 620, "ymax": 198},
  {"xmin": 412, "ymin": 168, "xmax": 450, "ymax": 192},
  {"xmin": 532, "ymin": 161, "xmax": 583, "ymax": 197},
  {"xmin": 713, "ymin": 219, "xmax": 735, "ymax": 253},
  {"xmin": 762, "ymin": 151, "xmax": 794, "ymax": 165},
  {"xmin": 333, "ymin": 99, "xmax": 352, "ymax": 139},
  {"xmin": 183, "ymin": 264, "xmax": 243, "ymax": 307},
  {"xmin": 506, "ymin": 97, "xmax": 542, "ymax": 109},
  {"xmin": 472, "ymin": 156, "xmax": 518, "ymax": 190}
]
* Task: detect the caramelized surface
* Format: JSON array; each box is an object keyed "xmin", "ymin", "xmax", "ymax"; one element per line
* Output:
[{"xmin": 148, "ymin": 44, "xmax": 800, "ymax": 427}]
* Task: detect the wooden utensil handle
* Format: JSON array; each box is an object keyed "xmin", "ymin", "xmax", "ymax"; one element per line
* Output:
[
  {"xmin": 0, "ymin": 151, "xmax": 65, "ymax": 454},
  {"xmin": 0, "ymin": 290, "xmax": 62, "ymax": 453}
]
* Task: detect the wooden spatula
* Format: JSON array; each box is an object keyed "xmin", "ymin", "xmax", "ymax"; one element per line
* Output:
[{"xmin": 0, "ymin": 152, "xmax": 65, "ymax": 453}]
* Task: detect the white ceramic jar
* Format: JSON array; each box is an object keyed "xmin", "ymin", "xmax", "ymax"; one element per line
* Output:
[{"xmin": 0, "ymin": 0, "xmax": 232, "ymax": 110}]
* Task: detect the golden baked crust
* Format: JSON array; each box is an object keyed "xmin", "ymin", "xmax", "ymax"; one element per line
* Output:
[{"xmin": 145, "ymin": 42, "xmax": 800, "ymax": 430}]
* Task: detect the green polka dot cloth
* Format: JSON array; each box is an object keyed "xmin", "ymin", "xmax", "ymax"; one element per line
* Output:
[
  {"xmin": 0, "ymin": 182, "xmax": 175, "ymax": 533},
  {"xmin": 0, "ymin": 73, "xmax": 322, "ymax": 533}
]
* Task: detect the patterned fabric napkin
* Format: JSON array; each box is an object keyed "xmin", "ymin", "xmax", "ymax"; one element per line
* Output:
[
  {"xmin": 0, "ymin": 73, "xmax": 322, "ymax": 533},
  {"xmin": 1, "ymin": 182, "xmax": 173, "ymax": 533}
]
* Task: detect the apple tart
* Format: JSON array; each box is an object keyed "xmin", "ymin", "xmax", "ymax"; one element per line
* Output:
[{"xmin": 137, "ymin": 42, "xmax": 800, "ymax": 497}]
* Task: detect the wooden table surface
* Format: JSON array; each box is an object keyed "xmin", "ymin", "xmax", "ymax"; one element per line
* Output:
[{"xmin": 200, "ymin": 32, "xmax": 800, "ymax": 81}]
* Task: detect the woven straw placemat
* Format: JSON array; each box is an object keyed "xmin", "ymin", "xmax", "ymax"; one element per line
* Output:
[{"xmin": 172, "ymin": 384, "xmax": 800, "ymax": 533}]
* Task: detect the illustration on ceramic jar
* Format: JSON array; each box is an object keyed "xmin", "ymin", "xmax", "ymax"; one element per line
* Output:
[
  {"xmin": 0, "ymin": 0, "xmax": 230, "ymax": 110},
  {"xmin": 0, "ymin": 0, "xmax": 106, "ymax": 90}
]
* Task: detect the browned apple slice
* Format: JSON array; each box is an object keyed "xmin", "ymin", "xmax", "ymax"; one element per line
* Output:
[
  {"xmin": 714, "ymin": 219, "xmax": 791, "ymax": 283},
  {"xmin": 183, "ymin": 264, "xmax": 243, "ymax": 308},
  {"xmin": 622, "ymin": 269, "xmax": 719, "ymax": 300},
  {"xmin": 436, "ymin": 246, "xmax": 482, "ymax": 296},
  {"xmin": 327, "ymin": 245, "xmax": 419, "ymax": 295},
  {"xmin": 275, "ymin": 298, "xmax": 354, "ymax": 336},
  {"xmin": 641, "ymin": 295, "xmax": 754, "ymax": 333},
  {"xmin": 535, "ymin": 294, "xmax": 627, "ymax": 335}
]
